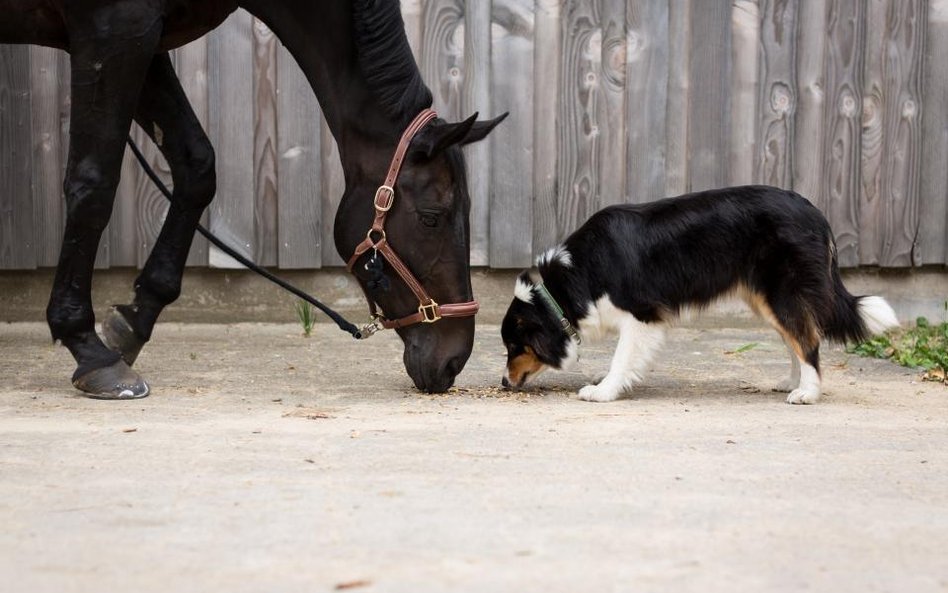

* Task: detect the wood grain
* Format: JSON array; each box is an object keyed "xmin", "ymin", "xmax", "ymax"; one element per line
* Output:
[
  {"xmin": 624, "ymin": 0, "xmax": 668, "ymax": 203},
  {"xmin": 793, "ymin": 0, "xmax": 827, "ymax": 207},
  {"xmin": 756, "ymin": 0, "xmax": 798, "ymax": 188},
  {"xmin": 730, "ymin": 0, "xmax": 760, "ymax": 186},
  {"xmin": 0, "ymin": 44, "xmax": 34, "ymax": 269},
  {"xmin": 919, "ymin": 0, "xmax": 948, "ymax": 265},
  {"xmin": 28, "ymin": 46, "xmax": 64, "ymax": 267},
  {"xmin": 252, "ymin": 17, "xmax": 279, "ymax": 266},
  {"xmin": 664, "ymin": 0, "xmax": 691, "ymax": 196},
  {"xmin": 532, "ymin": 0, "xmax": 561, "ymax": 254},
  {"xmin": 489, "ymin": 0, "xmax": 534, "ymax": 268},
  {"xmin": 463, "ymin": 0, "xmax": 491, "ymax": 266},
  {"xmin": 821, "ymin": 0, "xmax": 865, "ymax": 267},
  {"xmin": 556, "ymin": 0, "xmax": 601, "ymax": 237},
  {"xmin": 207, "ymin": 9, "xmax": 255, "ymax": 268},
  {"xmin": 688, "ymin": 1, "xmax": 731, "ymax": 192},
  {"xmin": 421, "ymin": 0, "xmax": 465, "ymax": 120},
  {"xmin": 319, "ymin": 118, "xmax": 346, "ymax": 267},
  {"xmin": 277, "ymin": 42, "xmax": 322, "ymax": 269},
  {"xmin": 598, "ymin": 0, "xmax": 627, "ymax": 206}
]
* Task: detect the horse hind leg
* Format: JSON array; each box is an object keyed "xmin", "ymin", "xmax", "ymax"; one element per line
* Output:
[
  {"xmin": 46, "ymin": 7, "xmax": 161, "ymax": 398},
  {"xmin": 102, "ymin": 53, "xmax": 216, "ymax": 365}
]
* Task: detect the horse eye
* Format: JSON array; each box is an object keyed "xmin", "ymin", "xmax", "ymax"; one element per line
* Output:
[{"xmin": 419, "ymin": 213, "xmax": 439, "ymax": 227}]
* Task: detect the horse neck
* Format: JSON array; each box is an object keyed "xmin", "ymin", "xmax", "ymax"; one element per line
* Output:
[{"xmin": 238, "ymin": 0, "xmax": 427, "ymax": 173}]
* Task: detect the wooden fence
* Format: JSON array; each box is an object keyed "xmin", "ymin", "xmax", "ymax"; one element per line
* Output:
[{"xmin": 2, "ymin": 0, "xmax": 947, "ymax": 270}]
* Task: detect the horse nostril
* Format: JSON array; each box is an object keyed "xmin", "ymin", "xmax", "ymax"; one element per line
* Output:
[{"xmin": 501, "ymin": 376, "xmax": 510, "ymax": 388}]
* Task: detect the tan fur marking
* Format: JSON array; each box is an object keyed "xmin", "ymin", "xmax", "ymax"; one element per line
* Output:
[
  {"xmin": 507, "ymin": 347, "xmax": 546, "ymax": 386},
  {"xmin": 739, "ymin": 286, "xmax": 809, "ymax": 360}
]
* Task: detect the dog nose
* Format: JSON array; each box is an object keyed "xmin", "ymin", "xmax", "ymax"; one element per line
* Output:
[{"xmin": 501, "ymin": 376, "xmax": 510, "ymax": 389}]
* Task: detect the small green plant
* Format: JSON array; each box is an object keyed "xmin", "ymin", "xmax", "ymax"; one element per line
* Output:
[
  {"xmin": 848, "ymin": 312, "xmax": 948, "ymax": 384},
  {"xmin": 295, "ymin": 300, "xmax": 316, "ymax": 337}
]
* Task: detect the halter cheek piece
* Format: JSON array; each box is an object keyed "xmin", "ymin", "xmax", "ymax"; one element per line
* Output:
[{"xmin": 346, "ymin": 109, "xmax": 480, "ymax": 335}]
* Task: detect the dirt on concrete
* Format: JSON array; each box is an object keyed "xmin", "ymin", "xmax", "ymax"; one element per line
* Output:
[{"xmin": 1, "ymin": 320, "xmax": 946, "ymax": 593}]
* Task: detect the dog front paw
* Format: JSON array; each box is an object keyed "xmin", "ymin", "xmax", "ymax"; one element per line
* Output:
[
  {"xmin": 578, "ymin": 383, "xmax": 621, "ymax": 403},
  {"xmin": 786, "ymin": 387, "xmax": 820, "ymax": 405}
]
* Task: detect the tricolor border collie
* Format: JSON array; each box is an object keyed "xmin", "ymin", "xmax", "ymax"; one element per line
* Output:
[{"xmin": 501, "ymin": 185, "xmax": 899, "ymax": 404}]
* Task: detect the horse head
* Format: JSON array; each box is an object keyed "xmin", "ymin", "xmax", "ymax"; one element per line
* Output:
[{"xmin": 335, "ymin": 112, "xmax": 506, "ymax": 393}]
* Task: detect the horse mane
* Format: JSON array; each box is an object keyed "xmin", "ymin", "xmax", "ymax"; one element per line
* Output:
[{"xmin": 352, "ymin": 0, "xmax": 433, "ymax": 125}]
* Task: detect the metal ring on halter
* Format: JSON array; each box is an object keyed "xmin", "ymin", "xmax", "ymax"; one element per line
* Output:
[{"xmin": 366, "ymin": 228, "xmax": 386, "ymax": 244}]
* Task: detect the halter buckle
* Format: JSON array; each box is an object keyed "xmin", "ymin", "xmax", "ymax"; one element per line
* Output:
[
  {"xmin": 418, "ymin": 300, "xmax": 441, "ymax": 323},
  {"xmin": 374, "ymin": 185, "xmax": 395, "ymax": 211}
]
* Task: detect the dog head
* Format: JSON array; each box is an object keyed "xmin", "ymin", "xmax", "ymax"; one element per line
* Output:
[{"xmin": 501, "ymin": 271, "xmax": 578, "ymax": 388}]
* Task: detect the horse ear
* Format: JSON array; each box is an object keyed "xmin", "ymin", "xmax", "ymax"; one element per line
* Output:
[
  {"xmin": 459, "ymin": 112, "xmax": 509, "ymax": 146},
  {"xmin": 411, "ymin": 112, "xmax": 508, "ymax": 159}
]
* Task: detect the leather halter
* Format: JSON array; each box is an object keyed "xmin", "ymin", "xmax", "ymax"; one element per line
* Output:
[{"xmin": 346, "ymin": 108, "xmax": 479, "ymax": 331}]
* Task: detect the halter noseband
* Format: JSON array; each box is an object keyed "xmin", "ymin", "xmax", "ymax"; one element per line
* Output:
[{"xmin": 346, "ymin": 109, "xmax": 479, "ymax": 335}]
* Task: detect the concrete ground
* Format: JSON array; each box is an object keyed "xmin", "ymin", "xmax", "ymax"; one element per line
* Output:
[{"xmin": 1, "ymin": 320, "xmax": 946, "ymax": 593}]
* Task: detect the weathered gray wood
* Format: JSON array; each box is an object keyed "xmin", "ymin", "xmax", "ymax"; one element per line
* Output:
[
  {"xmin": 598, "ymin": 0, "xmax": 627, "ymax": 206},
  {"xmin": 859, "ymin": 0, "xmax": 887, "ymax": 264},
  {"xmin": 252, "ymin": 17, "xmax": 279, "ymax": 266},
  {"xmin": 173, "ymin": 38, "xmax": 210, "ymax": 267},
  {"xmin": 532, "ymin": 0, "xmax": 561, "ymax": 254},
  {"xmin": 624, "ymin": 0, "xmax": 668, "ymax": 203},
  {"xmin": 421, "ymin": 0, "xmax": 465, "ymax": 120},
  {"xmin": 207, "ymin": 9, "xmax": 255, "ymax": 268},
  {"xmin": 793, "ymin": 0, "xmax": 827, "ymax": 207},
  {"xmin": 464, "ymin": 0, "xmax": 491, "ymax": 266},
  {"xmin": 489, "ymin": 0, "xmax": 534, "ymax": 268},
  {"xmin": 127, "ymin": 123, "xmax": 167, "ymax": 269},
  {"xmin": 277, "ymin": 42, "xmax": 322, "ymax": 269},
  {"xmin": 556, "ymin": 0, "xmax": 601, "ymax": 237},
  {"xmin": 29, "ymin": 46, "xmax": 64, "ymax": 267},
  {"xmin": 402, "ymin": 0, "xmax": 425, "ymax": 57},
  {"xmin": 821, "ymin": 0, "xmax": 865, "ymax": 266},
  {"xmin": 919, "ymin": 0, "xmax": 948, "ymax": 265},
  {"xmin": 729, "ymin": 0, "xmax": 760, "ymax": 186},
  {"xmin": 756, "ymin": 0, "xmax": 798, "ymax": 188},
  {"xmin": 878, "ymin": 0, "xmax": 924, "ymax": 267},
  {"xmin": 0, "ymin": 44, "xmax": 34, "ymax": 269},
  {"xmin": 688, "ymin": 1, "xmax": 731, "ymax": 192},
  {"xmin": 664, "ymin": 0, "xmax": 691, "ymax": 196}
]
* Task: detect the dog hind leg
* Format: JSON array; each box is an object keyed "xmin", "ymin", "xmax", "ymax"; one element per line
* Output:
[
  {"xmin": 578, "ymin": 314, "xmax": 666, "ymax": 402},
  {"xmin": 773, "ymin": 339, "xmax": 801, "ymax": 393}
]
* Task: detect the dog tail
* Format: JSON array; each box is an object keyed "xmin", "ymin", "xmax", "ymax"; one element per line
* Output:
[{"xmin": 822, "ymin": 241, "xmax": 899, "ymax": 343}]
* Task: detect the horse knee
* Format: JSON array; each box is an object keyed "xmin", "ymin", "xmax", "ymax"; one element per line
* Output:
[
  {"xmin": 177, "ymin": 138, "xmax": 216, "ymax": 210},
  {"xmin": 63, "ymin": 161, "xmax": 117, "ymax": 232}
]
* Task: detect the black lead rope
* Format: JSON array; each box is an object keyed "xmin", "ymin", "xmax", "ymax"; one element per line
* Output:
[{"xmin": 126, "ymin": 137, "xmax": 366, "ymax": 339}]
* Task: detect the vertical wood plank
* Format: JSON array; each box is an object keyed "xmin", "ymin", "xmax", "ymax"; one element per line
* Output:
[
  {"xmin": 756, "ymin": 0, "xmax": 798, "ymax": 188},
  {"xmin": 665, "ymin": 0, "xmax": 691, "ymax": 196},
  {"xmin": 688, "ymin": 1, "xmax": 731, "ymax": 192},
  {"xmin": 598, "ymin": 0, "xmax": 627, "ymax": 206},
  {"xmin": 489, "ymin": 0, "xmax": 535, "ymax": 268},
  {"xmin": 879, "ymin": 0, "xmax": 924, "ymax": 266},
  {"xmin": 821, "ymin": 0, "xmax": 865, "ymax": 266},
  {"xmin": 174, "ymin": 38, "xmax": 210, "ymax": 266},
  {"xmin": 464, "ymin": 0, "xmax": 491, "ymax": 265},
  {"xmin": 29, "ymin": 46, "xmax": 64, "ymax": 267},
  {"xmin": 207, "ymin": 9, "xmax": 255, "ymax": 268},
  {"xmin": 0, "ymin": 44, "xmax": 35, "ymax": 269},
  {"xmin": 402, "ymin": 0, "xmax": 426, "ymax": 57},
  {"xmin": 126, "ymin": 123, "xmax": 167, "ymax": 268},
  {"xmin": 252, "ymin": 17, "xmax": 279, "ymax": 266},
  {"xmin": 533, "ymin": 0, "xmax": 561, "ymax": 255},
  {"xmin": 859, "ymin": 0, "xmax": 887, "ymax": 264},
  {"xmin": 729, "ymin": 0, "xmax": 760, "ymax": 186},
  {"xmin": 919, "ymin": 0, "xmax": 948, "ymax": 265},
  {"xmin": 421, "ymin": 0, "xmax": 465, "ymax": 120},
  {"xmin": 277, "ymin": 43, "xmax": 322, "ymax": 269},
  {"xmin": 793, "ymin": 0, "xmax": 827, "ymax": 206},
  {"xmin": 624, "ymin": 0, "xmax": 668, "ymax": 203},
  {"xmin": 556, "ymin": 1, "xmax": 601, "ymax": 238}
]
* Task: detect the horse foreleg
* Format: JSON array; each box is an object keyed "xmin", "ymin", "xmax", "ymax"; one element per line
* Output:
[
  {"xmin": 46, "ymin": 5, "xmax": 161, "ymax": 399},
  {"xmin": 101, "ymin": 53, "xmax": 216, "ymax": 366}
]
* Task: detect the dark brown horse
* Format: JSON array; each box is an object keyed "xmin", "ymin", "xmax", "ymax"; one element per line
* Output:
[{"xmin": 1, "ymin": 0, "xmax": 504, "ymax": 397}]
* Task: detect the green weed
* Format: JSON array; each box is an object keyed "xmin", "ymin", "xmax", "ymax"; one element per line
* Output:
[
  {"xmin": 848, "ymin": 311, "xmax": 948, "ymax": 384},
  {"xmin": 295, "ymin": 300, "xmax": 316, "ymax": 338}
]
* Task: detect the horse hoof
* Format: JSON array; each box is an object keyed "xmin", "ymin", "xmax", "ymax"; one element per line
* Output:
[
  {"xmin": 72, "ymin": 360, "xmax": 150, "ymax": 400},
  {"xmin": 101, "ymin": 306, "xmax": 145, "ymax": 365}
]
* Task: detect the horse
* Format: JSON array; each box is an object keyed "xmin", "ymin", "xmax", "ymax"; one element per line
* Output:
[{"xmin": 0, "ymin": 0, "xmax": 505, "ymax": 398}]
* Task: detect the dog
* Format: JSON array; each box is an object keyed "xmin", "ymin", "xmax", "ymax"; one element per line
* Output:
[{"xmin": 500, "ymin": 185, "xmax": 899, "ymax": 404}]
